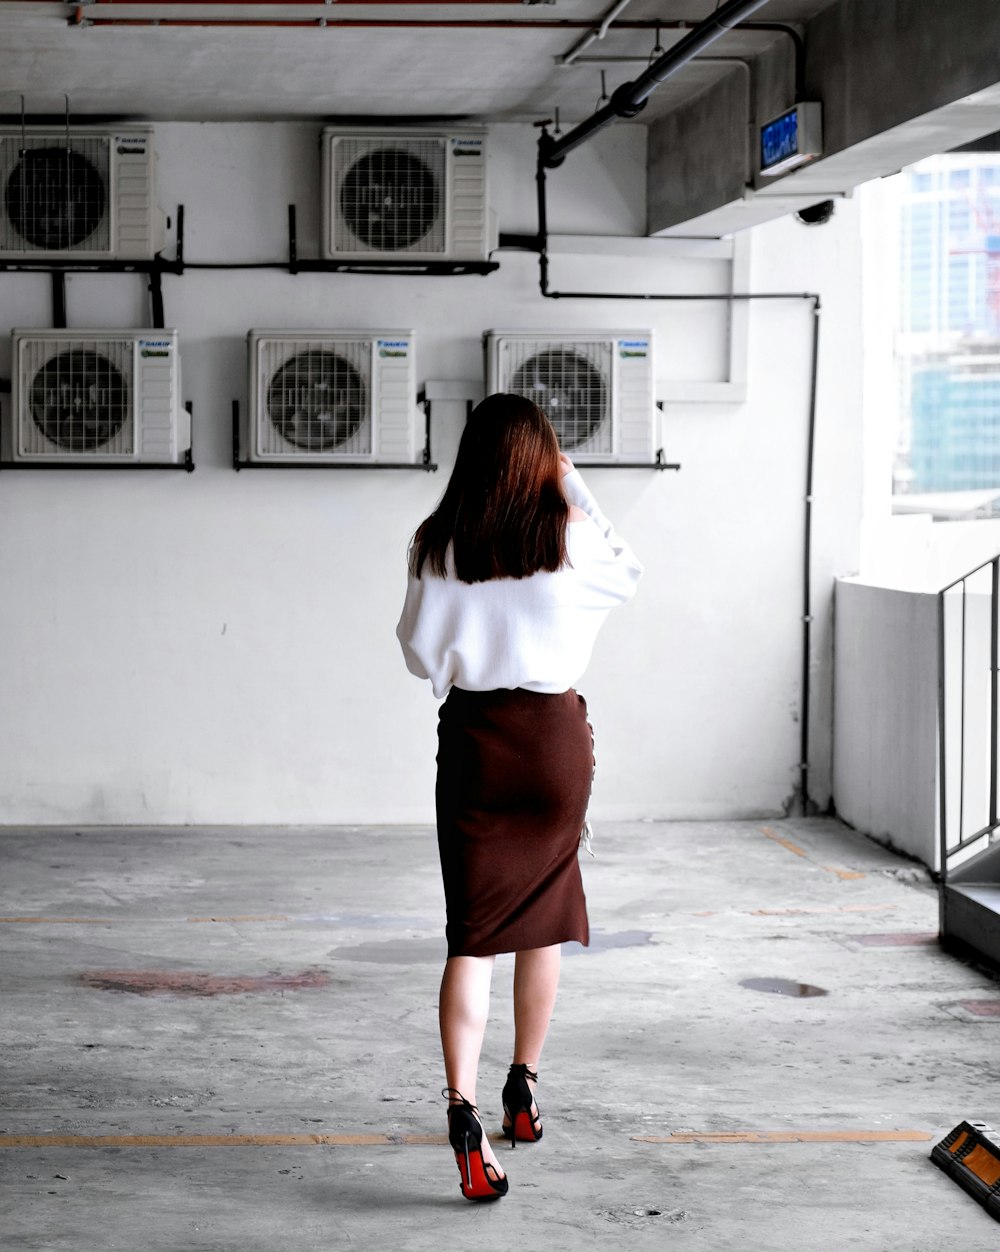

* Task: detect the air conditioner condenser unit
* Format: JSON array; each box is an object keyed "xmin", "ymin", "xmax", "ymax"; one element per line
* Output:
[
  {"xmin": 485, "ymin": 330, "xmax": 656, "ymax": 463},
  {"xmin": 0, "ymin": 126, "xmax": 163, "ymax": 260},
  {"xmin": 321, "ymin": 129, "xmax": 494, "ymax": 262},
  {"xmin": 246, "ymin": 330, "xmax": 418, "ymax": 464},
  {"xmin": 10, "ymin": 329, "xmax": 187, "ymax": 464}
]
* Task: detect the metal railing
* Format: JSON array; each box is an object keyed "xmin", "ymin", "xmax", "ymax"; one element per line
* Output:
[{"xmin": 938, "ymin": 551, "xmax": 1000, "ymax": 882}]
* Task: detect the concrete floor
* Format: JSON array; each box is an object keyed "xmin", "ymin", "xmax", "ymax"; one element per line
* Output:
[{"xmin": 3, "ymin": 817, "xmax": 1000, "ymax": 1250}]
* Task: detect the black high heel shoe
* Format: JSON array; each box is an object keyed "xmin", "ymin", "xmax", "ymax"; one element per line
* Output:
[
  {"xmin": 442, "ymin": 1088, "xmax": 509, "ymax": 1201},
  {"xmin": 501, "ymin": 1064, "xmax": 543, "ymax": 1146}
]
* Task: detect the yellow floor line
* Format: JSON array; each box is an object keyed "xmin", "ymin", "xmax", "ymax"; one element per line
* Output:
[
  {"xmin": 0, "ymin": 1133, "xmax": 450, "ymax": 1148},
  {"xmin": 0, "ymin": 917, "xmax": 115, "ymax": 925},
  {"xmin": 3, "ymin": 1129, "xmax": 933, "ymax": 1150},
  {"xmin": 0, "ymin": 915, "xmax": 292, "ymax": 925},
  {"xmin": 633, "ymin": 1130, "xmax": 932, "ymax": 1145},
  {"xmin": 186, "ymin": 916, "xmax": 290, "ymax": 924}
]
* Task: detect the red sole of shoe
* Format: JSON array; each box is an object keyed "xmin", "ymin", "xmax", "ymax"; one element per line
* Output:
[
  {"xmin": 455, "ymin": 1149, "xmax": 506, "ymax": 1201},
  {"xmin": 511, "ymin": 1110, "xmax": 542, "ymax": 1142}
]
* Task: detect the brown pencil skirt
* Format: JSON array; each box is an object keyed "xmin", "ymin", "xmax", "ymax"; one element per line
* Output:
[{"xmin": 435, "ymin": 686, "xmax": 593, "ymax": 958}]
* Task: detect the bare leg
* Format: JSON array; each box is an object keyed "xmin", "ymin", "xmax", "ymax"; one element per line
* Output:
[
  {"xmin": 507, "ymin": 944, "xmax": 562, "ymax": 1126},
  {"xmin": 439, "ymin": 955, "xmax": 504, "ymax": 1174}
]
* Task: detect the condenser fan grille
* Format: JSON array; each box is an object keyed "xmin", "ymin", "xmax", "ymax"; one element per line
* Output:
[
  {"xmin": 510, "ymin": 346, "xmax": 611, "ymax": 453},
  {"xmin": 24, "ymin": 343, "xmax": 132, "ymax": 453},
  {"xmin": 1, "ymin": 138, "xmax": 111, "ymax": 252},
  {"xmin": 335, "ymin": 138, "xmax": 446, "ymax": 254},
  {"xmin": 264, "ymin": 345, "xmax": 371, "ymax": 454}
]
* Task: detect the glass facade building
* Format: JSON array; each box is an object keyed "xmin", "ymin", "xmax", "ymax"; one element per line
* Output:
[{"xmin": 896, "ymin": 154, "xmax": 1000, "ymax": 501}]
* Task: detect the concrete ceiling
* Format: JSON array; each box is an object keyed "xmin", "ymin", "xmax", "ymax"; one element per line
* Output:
[{"xmin": 0, "ymin": 0, "xmax": 837, "ymax": 124}]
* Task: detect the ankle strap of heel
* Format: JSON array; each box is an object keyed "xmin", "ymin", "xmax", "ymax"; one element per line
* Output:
[
  {"xmin": 506, "ymin": 1064, "xmax": 538, "ymax": 1084},
  {"xmin": 442, "ymin": 1086, "xmax": 478, "ymax": 1113}
]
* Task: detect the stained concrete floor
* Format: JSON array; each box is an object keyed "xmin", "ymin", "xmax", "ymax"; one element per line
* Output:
[{"xmin": 2, "ymin": 817, "xmax": 1000, "ymax": 1250}]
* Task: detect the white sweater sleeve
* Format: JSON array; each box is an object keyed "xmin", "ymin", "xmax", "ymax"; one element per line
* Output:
[
  {"xmin": 562, "ymin": 468, "xmax": 643, "ymax": 603},
  {"xmin": 396, "ymin": 556, "xmax": 432, "ymax": 681}
]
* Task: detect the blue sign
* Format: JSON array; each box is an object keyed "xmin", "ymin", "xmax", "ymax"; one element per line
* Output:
[
  {"xmin": 759, "ymin": 103, "xmax": 822, "ymax": 177},
  {"xmin": 761, "ymin": 108, "xmax": 800, "ymax": 172}
]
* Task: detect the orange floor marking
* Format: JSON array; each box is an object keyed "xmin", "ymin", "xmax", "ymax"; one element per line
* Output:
[
  {"xmin": 751, "ymin": 903, "xmax": 895, "ymax": 916},
  {"xmin": 633, "ymin": 1130, "xmax": 932, "ymax": 1145},
  {"xmin": 0, "ymin": 1133, "xmax": 450, "ymax": 1149},
  {"xmin": 760, "ymin": 827, "xmax": 808, "ymax": 857},
  {"xmin": 760, "ymin": 829, "xmax": 865, "ymax": 880}
]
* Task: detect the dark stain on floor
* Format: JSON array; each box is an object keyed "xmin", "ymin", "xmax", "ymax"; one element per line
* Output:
[
  {"xmin": 739, "ymin": 977, "xmax": 828, "ymax": 998},
  {"xmin": 79, "ymin": 969, "xmax": 332, "ymax": 996}
]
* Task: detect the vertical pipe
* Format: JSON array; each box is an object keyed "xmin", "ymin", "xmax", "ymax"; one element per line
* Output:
[
  {"xmin": 176, "ymin": 204, "xmax": 185, "ymax": 269},
  {"xmin": 535, "ymin": 148, "xmax": 550, "ymax": 296},
  {"xmin": 991, "ymin": 557, "xmax": 999, "ymax": 828},
  {"xmin": 288, "ymin": 203, "xmax": 298, "ymax": 274},
  {"xmin": 232, "ymin": 399, "xmax": 241, "ymax": 470},
  {"xmin": 18, "ymin": 97, "xmax": 27, "ymax": 261},
  {"xmin": 50, "ymin": 271, "xmax": 67, "ymax": 328},
  {"xmin": 960, "ymin": 581, "xmax": 967, "ymax": 844},
  {"xmin": 420, "ymin": 392, "xmax": 432, "ymax": 468},
  {"xmin": 148, "ymin": 268, "xmax": 165, "ymax": 329},
  {"xmin": 799, "ymin": 297, "xmax": 820, "ymax": 813},
  {"xmin": 938, "ymin": 587, "xmax": 949, "ymax": 901}
]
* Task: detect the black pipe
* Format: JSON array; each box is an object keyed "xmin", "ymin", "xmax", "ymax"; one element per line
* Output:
[
  {"xmin": 176, "ymin": 204, "xmax": 185, "ymax": 268},
  {"xmin": 148, "ymin": 269, "xmax": 165, "ymax": 329},
  {"xmin": 991, "ymin": 558, "xmax": 998, "ymax": 829},
  {"xmin": 560, "ymin": 21, "xmax": 803, "ymax": 99},
  {"xmin": 50, "ymin": 271, "xmax": 67, "ymax": 328},
  {"xmin": 751, "ymin": 23, "xmax": 806, "ymax": 99},
  {"xmin": 497, "ymin": 232, "xmax": 543, "ymax": 251},
  {"xmin": 800, "ymin": 298, "xmax": 821, "ymax": 814},
  {"xmin": 541, "ymin": 0, "xmax": 773, "ymax": 168},
  {"xmin": 535, "ymin": 151, "xmax": 550, "ymax": 295}
]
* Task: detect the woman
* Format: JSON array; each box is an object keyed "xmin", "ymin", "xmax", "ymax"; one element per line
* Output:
[{"xmin": 395, "ymin": 393, "xmax": 642, "ymax": 1202}]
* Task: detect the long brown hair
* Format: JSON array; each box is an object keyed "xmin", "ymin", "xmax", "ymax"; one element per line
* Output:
[{"xmin": 411, "ymin": 393, "xmax": 570, "ymax": 584}]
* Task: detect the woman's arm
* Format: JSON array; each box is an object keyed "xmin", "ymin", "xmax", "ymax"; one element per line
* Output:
[
  {"xmin": 560, "ymin": 455, "xmax": 588, "ymax": 523},
  {"xmin": 559, "ymin": 457, "xmax": 643, "ymax": 601},
  {"xmin": 396, "ymin": 566, "xmax": 432, "ymax": 680}
]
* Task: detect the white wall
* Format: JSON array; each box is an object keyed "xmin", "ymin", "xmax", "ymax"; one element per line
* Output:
[{"xmin": 0, "ymin": 122, "xmax": 865, "ymax": 825}]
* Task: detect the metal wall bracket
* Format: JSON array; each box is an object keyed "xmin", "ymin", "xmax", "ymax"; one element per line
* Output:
[
  {"xmin": 0, "ymin": 205, "xmax": 499, "ymax": 281},
  {"xmin": 577, "ymin": 447, "xmax": 679, "ymax": 470},
  {"xmin": 286, "ymin": 204, "xmax": 500, "ymax": 277}
]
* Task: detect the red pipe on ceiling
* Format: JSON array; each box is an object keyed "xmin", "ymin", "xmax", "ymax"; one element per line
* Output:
[
  {"xmin": 72, "ymin": 12, "xmax": 606, "ymax": 25},
  {"xmin": 70, "ymin": 14, "xmax": 772, "ymax": 29},
  {"xmin": 82, "ymin": 0, "xmax": 532, "ymax": 4}
]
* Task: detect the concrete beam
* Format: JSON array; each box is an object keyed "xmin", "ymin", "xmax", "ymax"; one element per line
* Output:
[
  {"xmin": 647, "ymin": 72, "xmax": 750, "ymax": 230},
  {"xmin": 655, "ymin": 79, "xmax": 1000, "ymax": 238},
  {"xmin": 648, "ymin": 0, "xmax": 1000, "ymax": 237}
]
